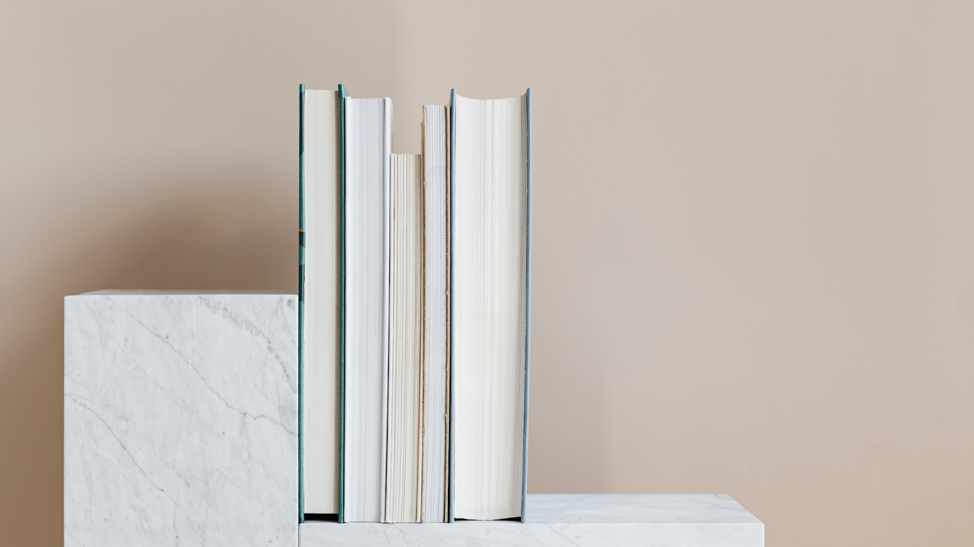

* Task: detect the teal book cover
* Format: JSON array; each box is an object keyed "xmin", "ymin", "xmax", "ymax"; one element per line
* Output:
[
  {"xmin": 521, "ymin": 87, "xmax": 532, "ymax": 523},
  {"xmin": 337, "ymin": 83, "xmax": 348, "ymax": 524}
]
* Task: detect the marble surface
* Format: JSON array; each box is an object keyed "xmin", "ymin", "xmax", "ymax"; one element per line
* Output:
[
  {"xmin": 300, "ymin": 494, "xmax": 763, "ymax": 546},
  {"xmin": 64, "ymin": 292, "xmax": 298, "ymax": 547}
]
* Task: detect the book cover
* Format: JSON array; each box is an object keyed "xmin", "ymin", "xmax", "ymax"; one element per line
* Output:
[
  {"xmin": 338, "ymin": 83, "xmax": 347, "ymax": 524},
  {"xmin": 521, "ymin": 87, "xmax": 532, "ymax": 523}
]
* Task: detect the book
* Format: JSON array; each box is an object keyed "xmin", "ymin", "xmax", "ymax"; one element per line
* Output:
[
  {"xmin": 449, "ymin": 89, "xmax": 532, "ymax": 522},
  {"xmin": 299, "ymin": 85, "xmax": 342, "ymax": 519},
  {"xmin": 343, "ymin": 96, "xmax": 393, "ymax": 523},
  {"xmin": 384, "ymin": 153, "xmax": 425, "ymax": 523},
  {"xmin": 421, "ymin": 105, "xmax": 450, "ymax": 523},
  {"xmin": 298, "ymin": 87, "xmax": 530, "ymax": 525}
]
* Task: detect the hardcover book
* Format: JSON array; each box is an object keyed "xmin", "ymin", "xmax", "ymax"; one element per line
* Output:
[
  {"xmin": 299, "ymin": 85, "xmax": 343, "ymax": 520},
  {"xmin": 421, "ymin": 104, "xmax": 450, "ymax": 523},
  {"xmin": 448, "ymin": 89, "xmax": 533, "ymax": 522},
  {"xmin": 343, "ymin": 96, "xmax": 393, "ymax": 523}
]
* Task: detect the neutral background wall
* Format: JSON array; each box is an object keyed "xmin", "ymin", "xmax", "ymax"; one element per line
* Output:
[{"xmin": 3, "ymin": 1, "xmax": 973, "ymax": 545}]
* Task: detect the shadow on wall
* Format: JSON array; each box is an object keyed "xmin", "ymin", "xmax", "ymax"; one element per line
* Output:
[{"xmin": 0, "ymin": 169, "xmax": 295, "ymax": 546}]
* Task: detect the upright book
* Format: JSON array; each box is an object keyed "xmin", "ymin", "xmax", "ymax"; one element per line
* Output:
[
  {"xmin": 299, "ymin": 85, "xmax": 343, "ymax": 520},
  {"xmin": 343, "ymin": 96, "xmax": 393, "ymax": 523},
  {"xmin": 384, "ymin": 153, "xmax": 425, "ymax": 523},
  {"xmin": 421, "ymin": 105, "xmax": 450, "ymax": 523},
  {"xmin": 448, "ymin": 89, "xmax": 532, "ymax": 522}
]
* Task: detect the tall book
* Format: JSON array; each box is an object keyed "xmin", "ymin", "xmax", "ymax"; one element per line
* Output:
[
  {"xmin": 343, "ymin": 96, "xmax": 393, "ymax": 523},
  {"xmin": 384, "ymin": 153, "xmax": 425, "ymax": 523},
  {"xmin": 299, "ymin": 85, "xmax": 343, "ymax": 520},
  {"xmin": 449, "ymin": 89, "xmax": 532, "ymax": 522},
  {"xmin": 421, "ymin": 105, "xmax": 450, "ymax": 522}
]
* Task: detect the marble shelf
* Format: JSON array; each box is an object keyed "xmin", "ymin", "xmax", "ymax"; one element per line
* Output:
[
  {"xmin": 63, "ymin": 291, "xmax": 764, "ymax": 547},
  {"xmin": 300, "ymin": 494, "xmax": 763, "ymax": 546},
  {"xmin": 64, "ymin": 291, "xmax": 298, "ymax": 547}
]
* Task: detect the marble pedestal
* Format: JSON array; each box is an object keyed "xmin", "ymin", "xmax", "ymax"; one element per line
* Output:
[
  {"xmin": 64, "ymin": 291, "xmax": 298, "ymax": 547},
  {"xmin": 300, "ymin": 494, "xmax": 763, "ymax": 546}
]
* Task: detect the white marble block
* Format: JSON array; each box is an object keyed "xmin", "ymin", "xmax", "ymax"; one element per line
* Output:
[
  {"xmin": 64, "ymin": 291, "xmax": 298, "ymax": 547},
  {"xmin": 300, "ymin": 494, "xmax": 763, "ymax": 547}
]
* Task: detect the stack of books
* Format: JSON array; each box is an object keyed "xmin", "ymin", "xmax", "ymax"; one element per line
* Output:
[{"xmin": 298, "ymin": 85, "xmax": 532, "ymax": 524}]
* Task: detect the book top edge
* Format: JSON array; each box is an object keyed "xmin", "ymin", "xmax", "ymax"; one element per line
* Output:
[{"xmin": 453, "ymin": 90, "xmax": 529, "ymax": 102}]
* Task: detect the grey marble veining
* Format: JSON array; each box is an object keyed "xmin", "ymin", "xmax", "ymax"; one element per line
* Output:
[
  {"xmin": 64, "ymin": 291, "xmax": 298, "ymax": 547},
  {"xmin": 300, "ymin": 494, "xmax": 763, "ymax": 546}
]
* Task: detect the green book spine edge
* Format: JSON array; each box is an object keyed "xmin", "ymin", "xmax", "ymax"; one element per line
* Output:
[
  {"xmin": 298, "ymin": 83, "xmax": 306, "ymax": 524},
  {"xmin": 337, "ymin": 83, "xmax": 348, "ymax": 524}
]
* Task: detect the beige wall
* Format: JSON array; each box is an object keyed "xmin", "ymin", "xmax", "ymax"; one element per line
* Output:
[{"xmin": 3, "ymin": 1, "xmax": 973, "ymax": 545}]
